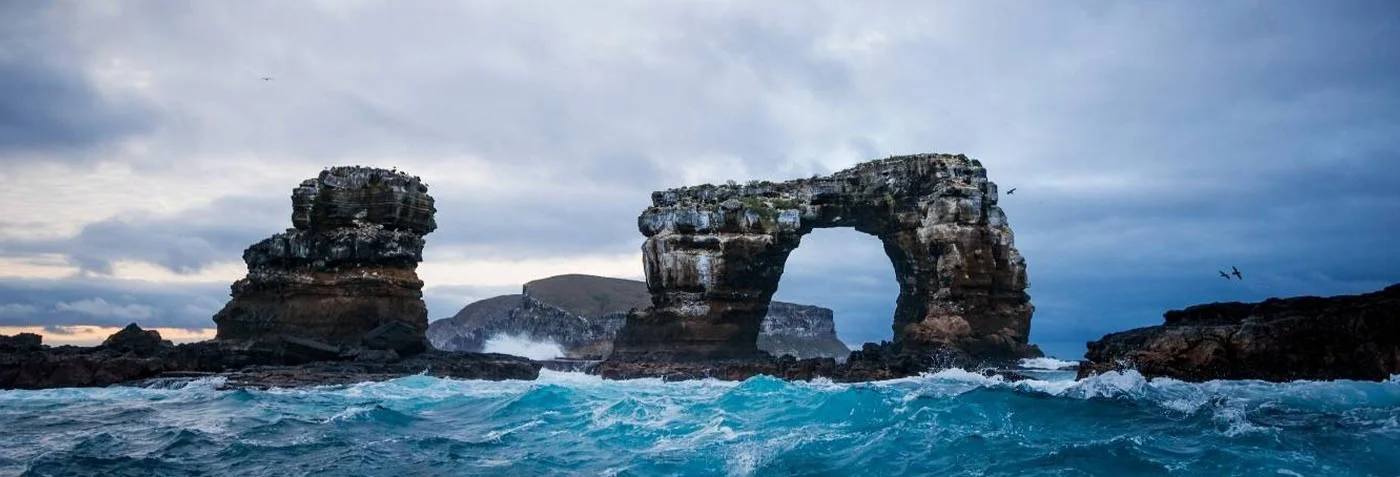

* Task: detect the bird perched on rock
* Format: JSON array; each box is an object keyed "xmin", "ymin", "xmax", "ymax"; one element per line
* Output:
[{"xmin": 1231, "ymin": 266, "xmax": 1243, "ymax": 280}]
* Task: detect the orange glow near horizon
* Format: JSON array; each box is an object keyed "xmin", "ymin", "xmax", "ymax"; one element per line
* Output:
[{"xmin": 0, "ymin": 326, "xmax": 217, "ymax": 346}]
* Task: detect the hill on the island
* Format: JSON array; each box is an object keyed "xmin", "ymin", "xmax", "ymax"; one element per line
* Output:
[{"xmin": 427, "ymin": 274, "xmax": 850, "ymax": 360}]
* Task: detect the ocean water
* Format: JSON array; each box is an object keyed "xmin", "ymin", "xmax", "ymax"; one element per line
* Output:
[{"xmin": 2, "ymin": 367, "xmax": 1398, "ymax": 476}]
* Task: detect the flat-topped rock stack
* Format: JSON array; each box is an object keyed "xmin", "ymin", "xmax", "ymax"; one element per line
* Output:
[
  {"xmin": 213, "ymin": 166, "xmax": 439, "ymax": 355},
  {"xmin": 602, "ymin": 153, "xmax": 1039, "ymax": 379}
]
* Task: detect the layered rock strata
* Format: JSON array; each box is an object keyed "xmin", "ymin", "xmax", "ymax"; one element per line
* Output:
[
  {"xmin": 427, "ymin": 274, "xmax": 850, "ymax": 360},
  {"xmin": 609, "ymin": 153, "xmax": 1038, "ymax": 371},
  {"xmin": 757, "ymin": 303, "xmax": 852, "ymax": 360},
  {"xmin": 213, "ymin": 167, "xmax": 437, "ymax": 355},
  {"xmin": 1079, "ymin": 284, "xmax": 1400, "ymax": 382}
]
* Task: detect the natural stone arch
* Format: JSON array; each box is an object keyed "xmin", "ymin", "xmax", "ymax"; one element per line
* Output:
[{"xmin": 610, "ymin": 153, "xmax": 1038, "ymax": 362}]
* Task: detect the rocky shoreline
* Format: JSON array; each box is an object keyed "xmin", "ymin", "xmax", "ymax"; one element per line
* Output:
[
  {"xmin": 0, "ymin": 326, "xmax": 539, "ymax": 390},
  {"xmin": 10, "ymin": 283, "xmax": 1396, "ymax": 390},
  {"xmin": 1079, "ymin": 284, "xmax": 1400, "ymax": 382},
  {"xmin": 2, "ymin": 327, "xmax": 1035, "ymax": 390}
]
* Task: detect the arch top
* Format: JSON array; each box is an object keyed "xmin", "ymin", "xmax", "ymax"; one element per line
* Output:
[
  {"xmin": 638, "ymin": 153, "xmax": 1004, "ymax": 238},
  {"xmin": 613, "ymin": 153, "xmax": 1038, "ymax": 365}
]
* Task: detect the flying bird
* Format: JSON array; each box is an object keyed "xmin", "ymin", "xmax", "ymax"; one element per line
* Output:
[
  {"xmin": 1231, "ymin": 266, "xmax": 1243, "ymax": 280},
  {"xmin": 1006, "ymin": 188, "xmax": 1017, "ymax": 195},
  {"xmin": 1219, "ymin": 270, "xmax": 1231, "ymax": 280},
  {"xmin": 260, "ymin": 76, "xmax": 274, "ymax": 81}
]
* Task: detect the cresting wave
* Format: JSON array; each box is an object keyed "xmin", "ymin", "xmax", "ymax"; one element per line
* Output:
[
  {"xmin": 1, "ymin": 370, "xmax": 1398, "ymax": 476},
  {"xmin": 1017, "ymin": 357, "xmax": 1080, "ymax": 370},
  {"xmin": 480, "ymin": 333, "xmax": 566, "ymax": 360}
]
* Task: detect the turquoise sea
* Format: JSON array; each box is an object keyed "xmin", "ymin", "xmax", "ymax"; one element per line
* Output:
[{"xmin": 2, "ymin": 362, "xmax": 1398, "ymax": 476}]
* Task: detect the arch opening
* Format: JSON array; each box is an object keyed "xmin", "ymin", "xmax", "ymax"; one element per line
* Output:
[{"xmin": 770, "ymin": 228, "xmax": 896, "ymax": 354}]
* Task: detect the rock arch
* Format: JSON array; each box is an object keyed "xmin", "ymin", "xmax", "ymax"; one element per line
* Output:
[{"xmin": 610, "ymin": 153, "xmax": 1038, "ymax": 363}]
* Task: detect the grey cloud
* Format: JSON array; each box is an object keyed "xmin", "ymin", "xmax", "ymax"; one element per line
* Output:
[
  {"xmin": 54, "ymin": 297, "xmax": 156, "ymax": 321},
  {"xmin": 0, "ymin": 277, "xmax": 227, "ymax": 329},
  {"xmin": 1, "ymin": 195, "xmax": 284, "ymax": 274},
  {"xmin": 429, "ymin": 196, "xmax": 646, "ymax": 261},
  {"xmin": 41, "ymin": 325, "xmax": 80, "ymax": 335},
  {"xmin": 1, "ymin": 1, "xmax": 1398, "ymax": 355},
  {"xmin": 0, "ymin": 303, "xmax": 40, "ymax": 318},
  {"xmin": 0, "ymin": 3, "xmax": 155, "ymax": 156},
  {"xmin": 24, "ymin": 2, "xmax": 869, "ymax": 175}
]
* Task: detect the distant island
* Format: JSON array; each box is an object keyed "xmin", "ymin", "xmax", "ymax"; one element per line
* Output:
[{"xmin": 427, "ymin": 273, "xmax": 851, "ymax": 362}]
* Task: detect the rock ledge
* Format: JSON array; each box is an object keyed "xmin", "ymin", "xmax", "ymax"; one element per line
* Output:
[{"xmin": 1079, "ymin": 284, "xmax": 1400, "ymax": 382}]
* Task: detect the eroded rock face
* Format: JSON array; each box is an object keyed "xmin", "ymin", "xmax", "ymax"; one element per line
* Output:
[
  {"xmin": 1079, "ymin": 284, "xmax": 1400, "ymax": 382},
  {"xmin": 426, "ymin": 274, "xmax": 850, "ymax": 360},
  {"xmin": 610, "ymin": 153, "xmax": 1038, "ymax": 366},
  {"xmin": 213, "ymin": 167, "xmax": 437, "ymax": 354},
  {"xmin": 757, "ymin": 303, "xmax": 852, "ymax": 361}
]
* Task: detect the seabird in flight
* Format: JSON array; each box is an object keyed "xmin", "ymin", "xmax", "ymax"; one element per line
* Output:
[
  {"xmin": 260, "ymin": 76, "xmax": 274, "ymax": 81},
  {"xmin": 1006, "ymin": 188, "xmax": 1017, "ymax": 195},
  {"xmin": 1219, "ymin": 270, "xmax": 1231, "ymax": 280},
  {"xmin": 1231, "ymin": 266, "xmax": 1243, "ymax": 280}
]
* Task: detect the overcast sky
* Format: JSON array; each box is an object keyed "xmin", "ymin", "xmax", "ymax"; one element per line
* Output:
[{"xmin": 2, "ymin": 1, "xmax": 1398, "ymax": 357}]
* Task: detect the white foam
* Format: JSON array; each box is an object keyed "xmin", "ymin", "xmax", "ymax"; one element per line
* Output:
[
  {"xmin": 481, "ymin": 333, "xmax": 566, "ymax": 360},
  {"xmin": 1018, "ymin": 357, "xmax": 1080, "ymax": 370}
]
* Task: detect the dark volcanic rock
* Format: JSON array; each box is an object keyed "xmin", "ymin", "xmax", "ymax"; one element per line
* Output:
[
  {"xmin": 213, "ymin": 166, "xmax": 437, "ymax": 353},
  {"xmin": 609, "ymin": 153, "xmax": 1039, "ymax": 368},
  {"xmin": 1079, "ymin": 284, "xmax": 1400, "ymax": 382},
  {"xmin": 102, "ymin": 323, "xmax": 171, "ymax": 354},
  {"xmin": 426, "ymin": 274, "xmax": 850, "ymax": 360},
  {"xmin": 427, "ymin": 294, "xmax": 524, "ymax": 352},
  {"xmin": 0, "ymin": 333, "xmax": 42, "ymax": 352},
  {"xmin": 595, "ymin": 342, "xmax": 1008, "ymax": 382},
  {"xmin": 217, "ymin": 351, "xmax": 540, "ymax": 389},
  {"xmin": 362, "ymin": 321, "xmax": 427, "ymax": 355},
  {"xmin": 2, "ymin": 325, "xmax": 180, "ymax": 389},
  {"xmin": 1, "ymin": 325, "xmax": 540, "ymax": 390}
]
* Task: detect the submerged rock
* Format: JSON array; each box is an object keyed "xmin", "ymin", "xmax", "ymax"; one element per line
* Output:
[
  {"xmin": 1079, "ymin": 284, "xmax": 1400, "ymax": 382},
  {"xmin": 426, "ymin": 274, "xmax": 850, "ymax": 360},
  {"xmin": 608, "ymin": 153, "xmax": 1039, "ymax": 376},
  {"xmin": 213, "ymin": 166, "xmax": 437, "ymax": 355}
]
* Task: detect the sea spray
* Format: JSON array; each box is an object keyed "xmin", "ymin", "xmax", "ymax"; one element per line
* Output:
[
  {"xmin": 2, "ymin": 369, "xmax": 1398, "ymax": 476},
  {"xmin": 1017, "ymin": 356, "xmax": 1080, "ymax": 370},
  {"xmin": 480, "ymin": 333, "xmax": 566, "ymax": 360}
]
